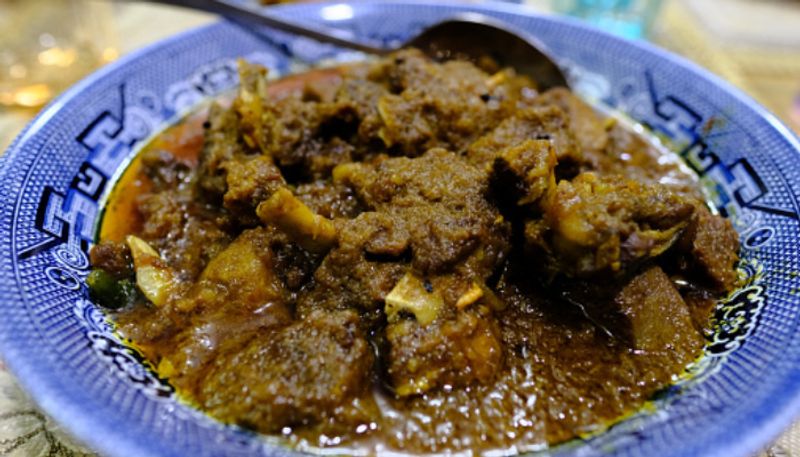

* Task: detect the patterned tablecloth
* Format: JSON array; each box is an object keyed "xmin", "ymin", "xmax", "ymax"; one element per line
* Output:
[
  {"xmin": 0, "ymin": 361, "xmax": 94, "ymax": 456},
  {"xmin": 0, "ymin": 1, "xmax": 799, "ymax": 456}
]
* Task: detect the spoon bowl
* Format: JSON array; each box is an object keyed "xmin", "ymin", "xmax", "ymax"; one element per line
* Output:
[
  {"xmin": 405, "ymin": 13, "xmax": 569, "ymax": 90},
  {"xmin": 141, "ymin": 0, "xmax": 569, "ymax": 90}
]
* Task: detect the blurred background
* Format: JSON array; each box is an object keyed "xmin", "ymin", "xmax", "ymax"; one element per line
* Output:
[{"xmin": 0, "ymin": 0, "xmax": 799, "ymax": 455}]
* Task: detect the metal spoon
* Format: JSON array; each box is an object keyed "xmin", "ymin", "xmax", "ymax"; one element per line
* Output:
[{"xmin": 141, "ymin": 0, "xmax": 569, "ymax": 90}]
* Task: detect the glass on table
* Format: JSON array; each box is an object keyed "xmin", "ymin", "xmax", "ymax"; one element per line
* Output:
[
  {"xmin": 0, "ymin": 0, "xmax": 118, "ymax": 108},
  {"xmin": 550, "ymin": 0, "xmax": 664, "ymax": 39}
]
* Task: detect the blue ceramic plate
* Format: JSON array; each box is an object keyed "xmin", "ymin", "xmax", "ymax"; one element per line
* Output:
[{"xmin": 2, "ymin": 2, "xmax": 800, "ymax": 456}]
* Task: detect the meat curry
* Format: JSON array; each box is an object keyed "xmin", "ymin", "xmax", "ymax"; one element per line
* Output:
[{"xmin": 89, "ymin": 50, "xmax": 740, "ymax": 454}]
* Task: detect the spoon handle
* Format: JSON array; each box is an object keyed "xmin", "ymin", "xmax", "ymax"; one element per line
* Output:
[{"xmin": 139, "ymin": 0, "xmax": 389, "ymax": 55}]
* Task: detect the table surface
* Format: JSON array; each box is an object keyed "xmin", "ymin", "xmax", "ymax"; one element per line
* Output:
[{"xmin": 0, "ymin": 1, "xmax": 799, "ymax": 456}]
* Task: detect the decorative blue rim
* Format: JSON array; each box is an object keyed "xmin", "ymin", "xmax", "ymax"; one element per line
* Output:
[
  {"xmin": 0, "ymin": 22, "xmax": 238, "ymax": 457},
  {"xmin": 0, "ymin": 2, "xmax": 799, "ymax": 457}
]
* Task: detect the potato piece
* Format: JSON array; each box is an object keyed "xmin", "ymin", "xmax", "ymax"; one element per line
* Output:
[
  {"xmin": 615, "ymin": 266, "xmax": 703, "ymax": 357},
  {"xmin": 678, "ymin": 207, "xmax": 740, "ymax": 291},
  {"xmin": 173, "ymin": 228, "xmax": 286, "ymax": 314}
]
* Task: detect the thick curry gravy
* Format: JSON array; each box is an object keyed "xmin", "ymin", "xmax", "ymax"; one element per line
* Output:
[{"xmin": 90, "ymin": 51, "xmax": 739, "ymax": 454}]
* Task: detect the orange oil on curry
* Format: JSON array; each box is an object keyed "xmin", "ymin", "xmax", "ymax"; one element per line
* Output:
[{"xmin": 99, "ymin": 111, "xmax": 205, "ymax": 242}]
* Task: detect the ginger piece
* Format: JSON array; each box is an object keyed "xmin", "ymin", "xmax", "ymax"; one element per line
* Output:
[
  {"xmin": 126, "ymin": 235, "xmax": 176, "ymax": 307},
  {"xmin": 455, "ymin": 282, "xmax": 484, "ymax": 310},
  {"xmin": 256, "ymin": 187, "xmax": 337, "ymax": 254},
  {"xmin": 385, "ymin": 272, "xmax": 444, "ymax": 326}
]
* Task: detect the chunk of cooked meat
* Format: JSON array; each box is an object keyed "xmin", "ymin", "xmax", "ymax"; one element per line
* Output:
[
  {"xmin": 326, "ymin": 76, "xmax": 385, "ymax": 152},
  {"xmin": 360, "ymin": 49, "xmax": 528, "ymax": 155},
  {"xmin": 140, "ymin": 147, "xmax": 194, "ymax": 193},
  {"xmin": 528, "ymin": 172, "xmax": 695, "ymax": 277},
  {"xmin": 300, "ymin": 148, "xmax": 509, "ymax": 328},
  {"xmin": 468, "ymin": 105, "xmax": 581, "ymax": 169},
  {"xmin": 236, "ymin": 60, "xmax": 357, "ymax": 181},
  {"xmin": 386, "ymin": 309, "xmax": 503, "ymax": 396},
  {"xmin": 196, "ymin": 102, "xmax": 254, "ymax": 201},
  {"xmin": 222, "ymin": 154, "xmax": 285, "ymax": 225},
  {"xmin": 159, "ymin": 300, "xmax": 290, "ymax": 394},
  {"xmin": 491, "ymin": 138, "xmax": 557, "ymax": 206},
  {"xmin": 296, "ymin": 212, "xmax": 408, "ymax": 320},
  {"xmin": 198, "ymin": 310, "xmax": 372, "ymax": 432},
  {"xmin": 135, "ymin": 189, "xmax": 232, "ymax": 280},
  {"xmin": 143, "ymin": 228, "xmax": 291, "ymax": 377},
  {"xmin": 531, "ymin": 87, "xmax": 609, "ymax": 157},
  {"xmin": 116, "ymin": 227, "xmax": 300, "ymax": 388},
  {"xmin": 294, "ymin": 180, "xmax": 363, "ymax": 219},
  {"xmin": 334, "ymin": 148, "xmax": 510, "ymax": 276}
]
